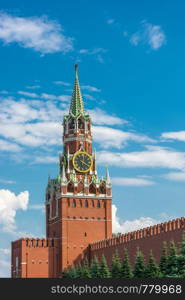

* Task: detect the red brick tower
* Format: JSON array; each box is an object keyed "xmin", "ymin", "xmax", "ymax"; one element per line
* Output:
[{"xmin": 45, "ymin": 65, "xmax": 112, "ymax": 275}]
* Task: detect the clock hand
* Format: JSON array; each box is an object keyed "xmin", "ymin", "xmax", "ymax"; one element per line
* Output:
[{"xmin": 80, "ymin": 160, "xmax": 89, "ymax": 167}]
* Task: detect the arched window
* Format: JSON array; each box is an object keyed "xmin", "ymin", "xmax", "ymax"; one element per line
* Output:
[
  {"xmin": 67, "ymin": 199, "xmax": 70, "ymax": 207},
  {"xmin": 72, "ymin": 199, "xmax": 76, "ymax": 207},
  {"xmin": 69, "ymin": 118, "xmax": 75, "ymax": 130},
  {"xmin": 78, "ymin": 118, "xmax": 84, "ymax": 129},
  {"xmin": 97, "ymin": 200, "xmax": 101, "ymax": 208},
  {"xmin": 67, "ymin": 182, "xmax": 74, "ymax": 193},
  {"xmin": 85, "ymin": 200, "xmax": 88, "ymax": 208},
  {"xmin": 91, "ymin": 200, "xmax": 95, "ymax": 207},
  {"xmin": 79, "ymin": 199, "xmax": 83, "ymax": 207},
  {"xmin": 99, "ymin": 184, "xmax": 106, "ymax": 194},
  {"xmin": 89, "ymin": 183, "xmax": 96, "ymax": 194},
  {"xmin": 78, "ymin": 182, "xmax": 84, "ymax": 194}
]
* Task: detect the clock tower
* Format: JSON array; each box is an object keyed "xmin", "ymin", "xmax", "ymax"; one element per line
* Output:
[{"xmin": 45, "ymin": 65, "xmax": 112, "ymax": 276}]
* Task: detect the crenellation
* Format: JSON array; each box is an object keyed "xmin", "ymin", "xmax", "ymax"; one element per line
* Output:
[{"xmin": 89, "ymin": 217, "xmax": 185, "ymax": 251}]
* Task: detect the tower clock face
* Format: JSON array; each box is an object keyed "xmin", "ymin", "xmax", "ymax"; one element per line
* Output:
[{"xmin": 73, "ymin": 151, "xmax": 92, "ymax": 173}]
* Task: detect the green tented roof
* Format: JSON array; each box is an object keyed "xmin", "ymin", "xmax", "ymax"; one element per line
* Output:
[{"xmin": 69, "ymin": 64, "xmax": 84, "ymax": 117}]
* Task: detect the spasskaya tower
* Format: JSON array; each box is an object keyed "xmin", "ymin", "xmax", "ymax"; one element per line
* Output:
[{"xmin": 45, "ymin": 65, "xmax": 112, "ymax": 276}]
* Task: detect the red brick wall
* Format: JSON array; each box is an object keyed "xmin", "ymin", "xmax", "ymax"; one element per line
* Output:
[
  {"xmin": 89, "ymin": 217, "xmax": 185, "ymax": 266},
  {"xmin": 12, "ymin": 238, "xmax": 56, "ymax": 278},
  {"xmin": 59, "ymin": 197, "xmax": 112, "ymax": 271}
]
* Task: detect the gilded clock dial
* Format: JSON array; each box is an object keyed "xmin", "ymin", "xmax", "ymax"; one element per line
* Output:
[{"xmin": 73, "ymin": 151, "xmax": 92, "ymax": 173}]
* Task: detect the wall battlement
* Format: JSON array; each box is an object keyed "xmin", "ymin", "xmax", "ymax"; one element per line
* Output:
[
  {"xmin": 90, "ymin": 217, "xmax": 185, "ymax": 251},
  {"xmin": 12, "ymin": 238, "xmax": 57, "ymax": 249}
]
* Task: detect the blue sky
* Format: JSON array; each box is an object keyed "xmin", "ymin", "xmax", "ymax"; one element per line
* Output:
[{"xmin": 1, "ymin": 0, "xmax": 185, "ymax": 277}]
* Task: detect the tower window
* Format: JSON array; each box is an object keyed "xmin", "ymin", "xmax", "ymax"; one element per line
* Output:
[
  {"xmin": 84, "ymin": 232, "xmax": 87, "ymax": 237},
  {"xmin": 67, "ymin": 182, "xmax": 74, "ymax": 193},
  {"xmin": 78, "ymin": 118, "xmax": 84, "ymax": 129},
  {"xmin": 85, "ymin": 200, "xmax": 88, "ymax": 208},
  {"xmin": 72, "ymin": 199, "xmax": 76, "ymax": 207},
  {"xmin": 97, "ymin": 200, "xmax": 101, "ymax": 208},
  {"xmin": 69, "ymin": 119, "xmax": 75, "ymax": 129},
  {"xmin": 99, "ymin": 184, "xmax": 106, "ymax": 194}
]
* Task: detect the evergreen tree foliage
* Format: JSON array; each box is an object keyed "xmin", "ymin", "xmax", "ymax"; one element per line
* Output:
[
  {"xmin": 111, "ymin": 250, "xmax": 122, "ymax": 278},
  {"xmin": 81, "ymin": 258, "xmax": 91, "ymax": 278},
  {"xmin": 145, "ymin": 250, "xmax": 161, "ymax": 278},
  {"xmin": 166, "ymin": 240, "xmax": 179, "ymax": 277},
  {"xmin": 90, "ymin": 256, "xmax": 101, "ymax": 278},
  {"xmin": 62, "ymin": 266, "xmax": 77, "ymax": 278},
  {"xmin": 76, "ymin": 263, "xmax": 84, "ymax": 278},
  {"xmin": 121, "ymin": 248, "xmax": 133, "ymax": 278},
  {"xmin": 178, "ymin": 232, "xmax": 185, "ymax": 277},
  {"xmin": 159, "ymin": 241, "xmax": 168, "ymax": 276},
  {"xmin": 99, "ymin": 255, "xmax": 111, "ymax": 278},
  {"xmin": 133, "ymin": 249, "xmax": 146, "ymax": 278}
]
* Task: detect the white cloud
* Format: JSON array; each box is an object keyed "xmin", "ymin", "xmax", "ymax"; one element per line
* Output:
[
  {"xmin": 0, "ymin": 96, "xmax": 154, "ymax": 157},
  {"xmin": 0, "ymin": 13, "xmax": 73, "ymax": 54},
  {"xmin": 89, "ymin": 108, "xmax": 126, "ymax": 126},
  {"xmin": 79, "ymin": 48, "xmax": 108, "ymax": 63},
  {"xmin": 97, "ymin": 146, "xmax": 185, "ymax": 169},
  {"xmin": 0, "ymin": 139, "xmax": 22, "ymax": 152},
  {"xmin": 83, "ymin": 94, "xmax": 96, "ymax": 101},
  {"xmin": 34, "ymin": 156, "xmax": 58, "ymax": 164},
  {"xmin": 112, "ymin": 177, "xmax": 155, "ymax": 186},
  {"xmin": 18, "ymin": 91, "xmax": 70, "ymax": 102},
  {"xmin": 29, "ymin": 204, "xmax": 45, "ymax": 213},
  {"xmin": 93, "ymin": 126, "xmax": 154, "ymax": 148},
  {"xmin": 0, "ymin": 97, "xmax": 65, "ymax": 149},
  {"xmin": 26, "ymin": 85, "xmax": 41, "ymax": 89},
  {"xmin": 0, "ymin": 259, "xmax": 10, "ymax": 277},
  {"xmin": 53, "ymin": 81, "xmax": 70, "ymax": 86},
  {"xmin": 81, "ymin": 85, "xmax": 101, "ymax": 92},
  {"xmin": 0, "ymin": 189, "xmax": 29, "ymax": 232},
  {"xmin": 164, "ymin": 171, "xmax": 185, "ymax": 181},
  {"xmin": 0, "ymin": 248, "xmax": 10, "ymax": 255},
  {"xmin": 0, "ymin": 178, "xmax": 16, "ymax": 184},
  {"xmin": 29, "ymin": 204, "xmax": 45, "ymax": 210},
  {"xmin": 130, "ymin": 21, "xmax": 166, "ymax": 50},
  {"xmin": 161, "ymin": 131, "xmax": 185, "ymax": 142},
  {"xmin": 18, "ymin": 91, "xmax": 38, "ymax": 98},
  {"xmin": 0, "ymin": 248, "xmax": 11, "ymax": 277},
  {"xmin": 112, "ymin": 204, "xmax": 159, "ymax": 233}
]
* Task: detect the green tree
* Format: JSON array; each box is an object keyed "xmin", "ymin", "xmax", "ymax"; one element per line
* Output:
[
  {"xmin": 159, "ymin": 242, "xmax": 168, "ymax": 276},
  {"xmin": 61, "ymin": 268, "xmax": 70, "ymax": 278},
  {"xmin": 133, "ymin": 248, "xmax": 146, "ymax": 278},
  {"xmin": 76, "ymin": 263, "xmax": 84, "ymax": 278},
  {"xmin": 145, "ymin": 250, "xmax": 161, "ymax": 278},
  {"xmin": 111, "ymin": 250, "xmax": 122, "ymax": 278},
  {"xmin": 90, "ymin": 256, "xmax": 101, "ymax": 278},
  {"xmin": 121, "ymin": 248, "xmax": 133, "ymax": 278},
  {"xmin": 62, "ymin": 266, "xmax": 77, "ymax": 278},
  {"xmin": 178, "ymin": 232, "xmax": 185, "ymax": 277},
  {"xmin": 166, "ymin": 241, "xmax": 179, "ymax": 277},
  {"xmin": 99, "ymin": 255, "xmax": 110, "ymax": 278},
  {"xmin": 81, "ymin": 258, "xmax": 91, "ymax": 278}
]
